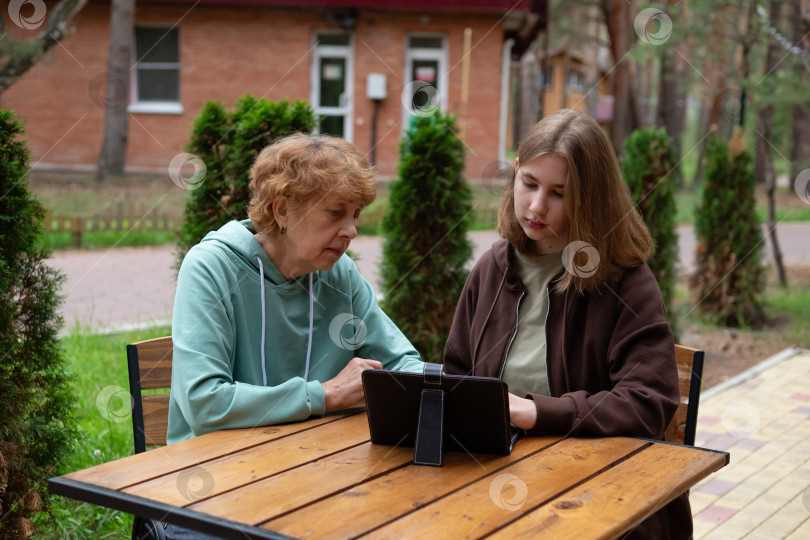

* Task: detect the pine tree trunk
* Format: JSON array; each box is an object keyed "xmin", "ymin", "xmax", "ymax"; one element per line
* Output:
[
  {"xmin": 791, "ymin": 106, "xmax": 810, "ymax": 187},
  {"xmin": 583, "ymin": 4, "xmax": 600, "ymax": 119},
  {"xmin": 789, "ymin": 0, "xmax": 810, "ymax": 188},
  {"xmin": 756, "ymin": 1, "xmax": 788, "ymax": 287},
  {"xmin": 95, "ymin": 0, "xmax": 134, "ymax": 182},
  {"xmin": 601, "ymin": 0, "xmax": 641, "ymax": 155},
  {"xmin": 695, "ymin": 6, "xmax": 744, "ymax": 183},
  {"xmin": 656, "ymin": 0, "xmax": 687, "ymax": 186},
  {"xmin": 759, "ymin": 111, "xmax": 788, "ymax": 288}
]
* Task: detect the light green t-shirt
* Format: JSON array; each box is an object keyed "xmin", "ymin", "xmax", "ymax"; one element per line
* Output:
[{"xmin": 502, "ymin": 250, "xmax": 563, "ymax": 397}]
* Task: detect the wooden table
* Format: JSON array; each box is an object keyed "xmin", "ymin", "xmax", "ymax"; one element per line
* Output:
[{"xmin": 49, "ymin": 408, "xmax": 728, "ymax": 539}]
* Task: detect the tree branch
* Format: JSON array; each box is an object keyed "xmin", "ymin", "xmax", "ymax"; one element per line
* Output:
[{"xmin": 0, "ymin": 0, "xmax": 88, "ymax": 94}]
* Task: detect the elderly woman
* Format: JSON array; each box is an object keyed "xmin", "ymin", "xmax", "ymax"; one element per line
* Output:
[{"xmin": 168, "ymin": 133, "xmax": 423, "ymax": 445}]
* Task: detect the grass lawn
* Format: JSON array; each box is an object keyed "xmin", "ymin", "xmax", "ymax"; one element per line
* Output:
[
  {"xmin": 676, "ymin": 186, "xmax": 810, "ymax": 226},
  {"xmin": 34, "ymin": 325, "xmax": 171, "ymax": 539}
]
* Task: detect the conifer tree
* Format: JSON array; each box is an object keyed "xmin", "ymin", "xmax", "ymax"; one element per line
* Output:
[
  {"xmin": 175, "ymin": 97, "xmax": 315, "ymax": 267},
  {"xmin": 621, "ymin": 127, "xmax": 678, "ymax": 332},
  {"xmin": 690, "ymin": 129, "xmax": 765, "ymax": 327},
  {"xmin": 0, "ymin": 110, "xmax": 75, "ymax": 538},
  {"xmin": 381, "ymin": 113, "xmax": 472, "ymax": 362}
]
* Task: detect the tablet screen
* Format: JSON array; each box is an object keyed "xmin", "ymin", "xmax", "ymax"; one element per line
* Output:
[{"xmin": 362, "ymin": 369, "xmax": 514, "ymax": 456}]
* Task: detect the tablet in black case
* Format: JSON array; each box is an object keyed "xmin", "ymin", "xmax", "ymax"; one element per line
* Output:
[{"xmin": 362, "ymin": 364, "xmax": 517, "ymax": 466}]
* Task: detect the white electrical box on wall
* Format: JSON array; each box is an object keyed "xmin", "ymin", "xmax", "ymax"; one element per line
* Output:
[{"xmin": 367, "ymin": 73, "xmax": 387, "ymax": 100}]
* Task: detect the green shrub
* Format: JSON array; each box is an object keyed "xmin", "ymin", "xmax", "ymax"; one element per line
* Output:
[
  {"xmin": 380, "ymin": 113, "xmax": 473, "ymax": 362},
  {"xmin": 621, "ymin": 127, "xmax": 678, "ymax": 333},
  {"xmin": 689, "ymin": 130, "xmax": 765, "ymax": 327},
  {"xmin": 0, "ymin": 110, "xmax": 75, "ymax": 538},
  {"xmin": 175, "ymin": 97, "xmax": 315, "ymax": 267}
]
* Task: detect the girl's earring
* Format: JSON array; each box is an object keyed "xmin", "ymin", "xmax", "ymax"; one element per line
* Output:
[{"xmin": 280, "ymin": 226, "xmax": 286, "ymax": 234}]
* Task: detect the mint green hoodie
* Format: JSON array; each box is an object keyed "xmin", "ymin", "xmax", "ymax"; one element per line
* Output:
[{"xmin": 167, "ymin": 220, "xmax": 423, "ymax": 444}]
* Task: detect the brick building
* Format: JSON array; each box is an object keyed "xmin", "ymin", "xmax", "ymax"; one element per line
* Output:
[{"xmin": 4, "ymin": 0, "xmax": 546, "ymax": 179}]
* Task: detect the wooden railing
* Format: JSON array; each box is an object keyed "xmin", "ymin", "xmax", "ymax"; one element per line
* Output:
[
  {"xmin": 42, "ymin": 202, "xmax": 500, "ymax": 248},
  {"xmin": 43, "ymin": 203, "xmax": 182, "ymax": 248}
]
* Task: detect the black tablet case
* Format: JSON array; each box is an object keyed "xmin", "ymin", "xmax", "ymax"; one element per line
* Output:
[{"xmin": 362, "ymin": 363, "xmax": 517, "ymax": 466}]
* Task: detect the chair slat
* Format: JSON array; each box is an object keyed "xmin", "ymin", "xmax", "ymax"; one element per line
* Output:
[
  {"xmin": 665, "ymin": 345, "xmax": 702, "ymax": 445},
  {"xmin": 674, "ymin": 345, "xmax": 696, "ymax": 398},
  {"xmin": 665, "ymin": 406, "xmax": 688, "ymax": 444},
  {"xmin": 134, "ymin": 336, "xmax": 173, "ymax": 389},
  {"xmin": 143, "ymin": 394, "xmax": 170, "ymax": 447}
]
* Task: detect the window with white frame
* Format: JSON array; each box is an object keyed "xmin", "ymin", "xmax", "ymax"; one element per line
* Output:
[
  {"xmin": 567, "ymin": 70, "xmax": 585, "ymax": 91},
  {"xmin": 311, "ymin": 33, "xmax": 353, "ymax": 141},
  {"xmin": 129, "ymin": 27, "xmax": 182, "ymax": 114},
  {"xmin": 403, "ymin": 34, "xmax": 447, "ymax": 127}
]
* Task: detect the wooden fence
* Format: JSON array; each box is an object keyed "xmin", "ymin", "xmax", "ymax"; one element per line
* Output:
[
  {"xmin": 43, "ymin": 203, "xmax": 183, "ymax": 248},
  {"xmin": 43, "ymin": 201, "xmax": 501, "ymax": 248}
]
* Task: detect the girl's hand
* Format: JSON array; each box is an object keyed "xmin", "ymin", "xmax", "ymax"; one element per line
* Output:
[
  {"xmin": 322, "ymin": 357, "xmax": 383, "ymax": 410},
  {"xmin": 508, "ymin": 393, "xmax": 538, "ymax": 430}
]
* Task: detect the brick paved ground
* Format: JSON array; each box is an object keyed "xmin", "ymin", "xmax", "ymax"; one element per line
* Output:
[
  {"xmin": 690, "ymin": 350, "xmax": 810, "ymax": 539},
  {"xmin": 48, "ymin": 246, "xmax": 176, "ymax": 331}
]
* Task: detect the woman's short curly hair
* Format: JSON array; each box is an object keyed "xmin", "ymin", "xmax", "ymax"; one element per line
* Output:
[{"xmin": 247, "ymin": 133, "xmax": 376, "ymax": 235}]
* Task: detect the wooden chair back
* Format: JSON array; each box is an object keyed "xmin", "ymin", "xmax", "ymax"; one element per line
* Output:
[
  {"xmin": 124, "ymin": 338, "xmax": 704, "ymax": 450},
  {"xmin": 126, "ymin": 336, "xmax": 173, "ymax": 453},
  {"xmin": 664, "ymin": 344, "xmax": 705, "ymax": 446}
]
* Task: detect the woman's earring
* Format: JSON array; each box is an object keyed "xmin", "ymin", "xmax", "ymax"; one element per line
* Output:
[{"xmin": 280, "ymin": 226, "xmax": 286, "ymax": 234}]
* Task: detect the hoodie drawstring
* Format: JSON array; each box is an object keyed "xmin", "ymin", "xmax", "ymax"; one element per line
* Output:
[
  {"xmin": 257, "ymin": 257, "xmax": 268, "ymax": 386},
  {"xmin": 256, "ymin": 257, "xmax": 314, "ymax": 385},
  {"xmin": 304, "ymin": 273, "xmax": 314, "ymax": 381}
]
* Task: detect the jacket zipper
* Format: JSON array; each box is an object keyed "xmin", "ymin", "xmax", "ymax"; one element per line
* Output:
[
  {"xmin": 542, "ymin": 284, "xmax": 553, "ymax": 396},
  {"xmin": 499, "ymin": 291, "xmax": 525, "ymax": 379}
]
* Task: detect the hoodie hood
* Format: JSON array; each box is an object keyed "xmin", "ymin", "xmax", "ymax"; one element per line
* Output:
[
  {"xmin": 201, "ymin": 219, "xmax": 292, "ymax": 287},
  {"xmin": 491, "ymin": 239, "xmax": 526, "ymax": 293}
]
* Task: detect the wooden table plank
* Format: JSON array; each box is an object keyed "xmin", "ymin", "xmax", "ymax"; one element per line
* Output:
[
  {"xmin": 62, "ymin": 411, "xmax": 358, "ymax": 490},
  {"xmin": 50, "ymin": 407, "xmax": 729, "ymax": 540},
  {"xmin": 123, "ymin": 413, "xmax": 370, "ymax": 507},
  {"xmin": 188, "ymin": 442, "xmax": 414, "ymax": 525},
  {"xmin": 261, "ymin": 436, "xmax": 563, "ymax": 539},
  {"xmin": 361, "ymin": 437, "xmax": 648, "ymax": 540},
  {"xmin": 488, "ymin": 442, "xmax": 728, "ymax": 540}
]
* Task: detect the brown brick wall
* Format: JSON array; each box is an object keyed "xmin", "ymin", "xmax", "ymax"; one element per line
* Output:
[{"xmin": 4, "ymin": 3, "xmax": 506, "ymax": 179}]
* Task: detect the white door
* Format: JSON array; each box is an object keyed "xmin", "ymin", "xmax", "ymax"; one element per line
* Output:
[{"xmin": 311, "ymin": 33, "xmax": 354, "ymax": 141}]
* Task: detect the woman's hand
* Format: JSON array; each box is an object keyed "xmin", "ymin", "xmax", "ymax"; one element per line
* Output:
[
  {"xmin": 509, "ymin": 393, "xmax": 538, "ymax": 430},
  {"xmin": 322, "ymin": 357, "xmax": 383, "ymax": 411}
]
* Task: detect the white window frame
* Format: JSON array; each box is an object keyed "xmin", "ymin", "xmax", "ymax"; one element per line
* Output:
[
  {"xmin": 310, "ymin": 33, "xmax": 354, "ymax": 142},
  {"xmin": 567, "ymin": 70, "xmax": 585, "ymax": 92},
  {"xmin": 402, "ymin": 33, "xmax": 448, "ymax": 129},
  {"xmin": 128, "ymin": 26, "xmax": 183, "ymax": 115}
]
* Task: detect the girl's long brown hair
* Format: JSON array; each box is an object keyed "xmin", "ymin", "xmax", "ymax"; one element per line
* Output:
[{"xmin": 497, "ymin": 109, "xmax": 652, "ymax": 294}]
